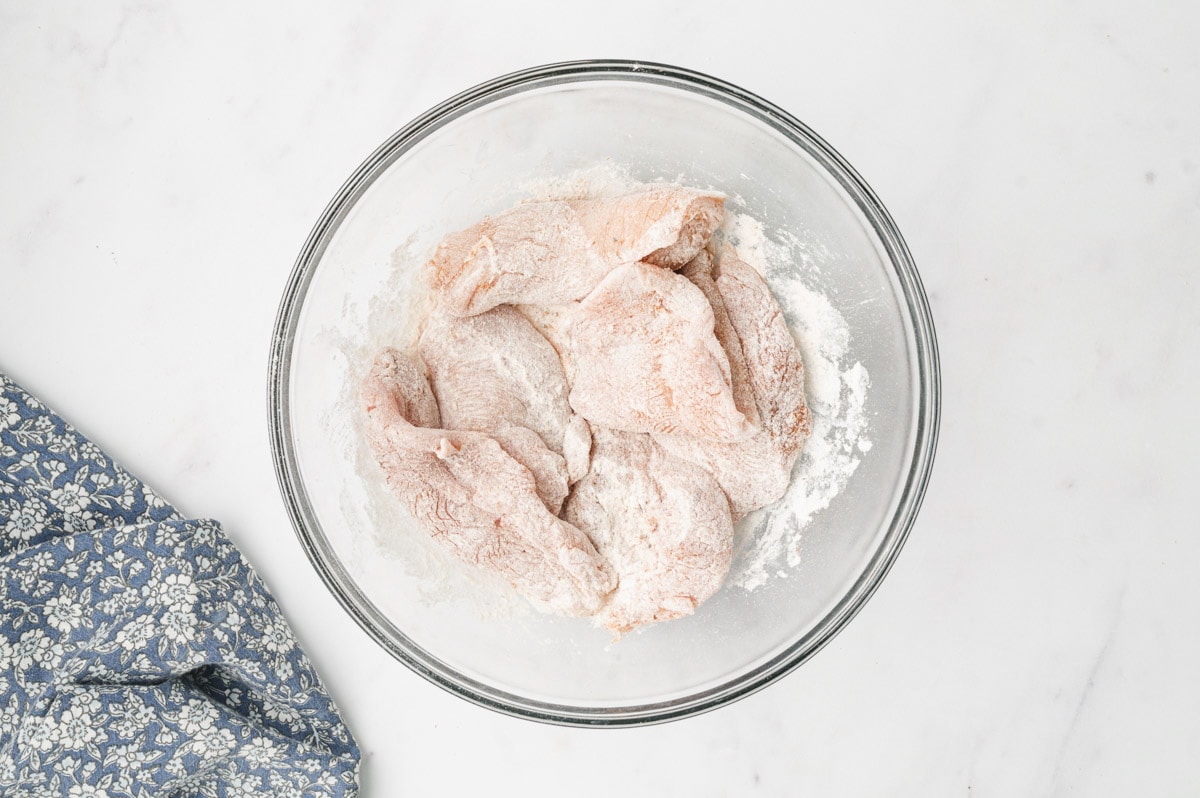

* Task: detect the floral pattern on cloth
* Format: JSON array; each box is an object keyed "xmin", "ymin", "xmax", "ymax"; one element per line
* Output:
[{"xmin": 0, "ymin": 373, "xmax": 359, "ymax": 797}]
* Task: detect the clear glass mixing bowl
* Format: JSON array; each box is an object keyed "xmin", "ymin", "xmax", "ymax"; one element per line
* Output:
[{"xmin": 268, "ymin": 60, "xmax": 940, "ymax": 726}]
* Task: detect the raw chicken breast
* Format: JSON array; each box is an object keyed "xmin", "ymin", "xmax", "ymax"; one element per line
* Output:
[
  {"xmin": 566, "ymin": 261, "xmax": 754, "ymax": 442},
  {"xmin": 418, "ymin": 305, "xmax": 592, "ymax": 495},
  {"xmin": 424, "ymin": 187, "xmax": 724, "ymax": 316},
  {"xmin": 563, "ymin": 427, "xmax": 734, "ymax": 635},
  {"xmin": 361, "ymin": 348, "xmax": 615, "ymax": 616},
  {"xmin": 677, "ymin": 246, "xmax": 761, "ymax": 429},
  {"xmin": 656, "ymin": 244, "xmax": 812, "ymax": 518},
  {"xmin": 487, "ymin": 426, "xmax": 571, "ymax": 516}
]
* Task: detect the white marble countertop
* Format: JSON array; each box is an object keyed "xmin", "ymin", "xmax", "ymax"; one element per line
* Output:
[{"xmin": 3, "ymin": 2, "xmax": 1197, "ymax": 794}]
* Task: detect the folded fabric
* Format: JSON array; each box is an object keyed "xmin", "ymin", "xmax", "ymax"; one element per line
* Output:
[{"xmin": 0, "ymin": 373, "xmax": 360, "ymax": 796}]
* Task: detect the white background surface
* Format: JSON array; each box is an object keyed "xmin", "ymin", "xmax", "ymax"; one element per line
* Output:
[{"xmin": 3, "ymin": 2, "xmax": 1198, "ymax": 795}]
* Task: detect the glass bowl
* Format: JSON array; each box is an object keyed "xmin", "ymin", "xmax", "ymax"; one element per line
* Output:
[{"xmin": 268, "ymin": 60, "xmax": 940, "ymax": 726}]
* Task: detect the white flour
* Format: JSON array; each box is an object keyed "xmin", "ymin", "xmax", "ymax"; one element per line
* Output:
[
  {"xmin": 721, "ymin": 213, "xmax": 872, "ymax": 592},
  {"xmin": 338, "ymin": 165, "xmax": 870, "ymax": 615}
]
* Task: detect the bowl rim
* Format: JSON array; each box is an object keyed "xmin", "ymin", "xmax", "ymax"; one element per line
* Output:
[{"xmin": 268, "ymin": 58, "xmax": 941, "ymax": 727}]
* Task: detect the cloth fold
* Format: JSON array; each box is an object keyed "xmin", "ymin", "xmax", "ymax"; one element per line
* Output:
[{"xmin": 0, "ymin": 373, "xmax": 359, "ymax": 796}]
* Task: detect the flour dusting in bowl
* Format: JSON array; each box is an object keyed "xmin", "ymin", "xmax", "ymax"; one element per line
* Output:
[{"xmin": 342, "ymin": 165, "xmax": 871, "ymax": 632}]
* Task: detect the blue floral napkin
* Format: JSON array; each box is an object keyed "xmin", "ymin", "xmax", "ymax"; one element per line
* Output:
[{"xmin": 0, "ymin": 373, "xmax": 360, "ymax": 796}]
